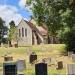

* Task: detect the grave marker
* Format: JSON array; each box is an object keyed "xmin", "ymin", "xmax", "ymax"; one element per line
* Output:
[
  {"xmin": 17, "ymin": 59, "xmax": 26, "ymax": 71},
  {"xmin": 72, "ymin": 54, "xmax": 75, "ymax": 62},
  {"xmin": 57, "ymin": 61, "xmax": 63, "ymax": 69},
  {"xmin": 4, "ymin": 56, "xmax": 13, "ymax": 61},
  {"xmin": 35, "ymin": 63, "xmax": 47, "ymax": 75},
  {"xmin": 18, "ymin": 73, "xmax": 24, "ymax": 75},
  {"xmin": 3, "ymin": 62, "xmax": 17, "ymax": 75},
  {"xmin": 68, "ymin": 51, "xmax": 73, "ymax": 57},
  {"xmin": 30, "ymin": 52, "xmax": 37, "ymax": 63},
  {"xmin": 67, "ymin": 64, "xmax": 75, "ymax": 75}
]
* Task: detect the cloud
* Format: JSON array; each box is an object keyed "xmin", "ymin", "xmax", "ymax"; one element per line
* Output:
[
  {"xmin": 0, "ymin": 5, "xmax": 22, "ymax": 26},
  {"xmin": 19, "ymin": 0, "xmax": 33, "ymax": 12},
  {"xmin": 19, "ymin": 0, "xmax": 26, "ymax": 8}
]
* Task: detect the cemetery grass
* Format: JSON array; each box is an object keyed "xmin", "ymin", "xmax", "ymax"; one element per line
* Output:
[
  {"xmin": 24, "ymin": 65, "xmax": 66, "ymax": 75},
  {"xmin": 0, "ymin": 44, "xmax": 71, "ymax": 75}
]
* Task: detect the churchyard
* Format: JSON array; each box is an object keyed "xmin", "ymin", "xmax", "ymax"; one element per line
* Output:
[{"xmin": 0, "ymin": 44, "xmax": 75, "ymax": 75}]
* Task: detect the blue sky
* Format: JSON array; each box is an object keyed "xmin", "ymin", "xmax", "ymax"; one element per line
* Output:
[
  {"xmin": 0, "ymin": 0, "xmax": 32, "ymax": 25},
  {"xmin": 0, "ymin": 0, "xmax": 32, "ymax": 19}
]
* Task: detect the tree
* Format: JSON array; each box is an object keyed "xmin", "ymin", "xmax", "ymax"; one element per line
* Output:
[
  {"xmin": 26, "ymin": 0, "xmax": 64, "ymax": 43},
  {"xmin": 26, "ymin": 0, "xmax": 75, "ymax": 43},
  {"xmin": 57, "ymin": 0, "xmax": 75, "ymax": 52},
  {"xmin": 0, "ymin": 17, "xmax": 5, "ymax": 44},
  {"xmin": 8, "ymin": 21, "xmax": 18, "ymax": 46},
  {"xmin": 26, "ymin": 0, "xmax": 75, "ymax": 52},
  {"xmin": 64, "ymin": 29, "xmax": 75, "ymax": 53}
]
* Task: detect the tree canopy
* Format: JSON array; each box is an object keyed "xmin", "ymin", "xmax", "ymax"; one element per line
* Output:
[
  {"xmin": 0, "ymin": 17, "xmax": 5, "ymax": 43},
  {"xmin": 26, "ymin": 0, "xmax": 75, "ymax": 33},
  {"xmin": 26, "ymin": 0, "xmax": 75, "ymax": 44},
  {"xmin": 8, "ymin": 21, "xmax": 18, "ymax": 43}
]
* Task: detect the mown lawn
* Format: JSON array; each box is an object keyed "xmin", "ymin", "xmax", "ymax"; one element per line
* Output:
[{"xmin": 0, "ymin": 44, "xmax": 69, "ymax": 75}]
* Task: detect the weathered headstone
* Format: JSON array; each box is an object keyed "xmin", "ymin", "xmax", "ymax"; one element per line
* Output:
[
  {"xmin": 42, "ymin": 58, "xmax": 51, "ymax": 64},
  {"xmin": 3, "ymin": 62, "xmax": 17, "ymax": 75},
  {"xmin": 17, "ymin": 59, "xmax": 26, "ymax": 71},
  {"xmin": 14, "ymin": 44, "xmax": 18, "ymax": 48},
  {"xmin": 67, "ymin": 64, "xmax": 75, "ymax": 75},
  {"xmin": 1, "ymin": 43, "xmax": 4, "ymax": 47},
  {"xmin": 57, "ymin": 61, "xmax": 63, "ymax": 69},
  {"xmin": 72, "ymin": 54, "xmax": 75, "ymax": 62},
  {"xmin": 30, "ymin": 52, "xmax": 37, "ymax": 63},
  {"xmin": 35, "ymin": 63, "xmax": 47, "ymax": 75},
  {"xmin": 18, "ymin": 73, "xmax": 24, "ymax": 75},
  {"xmin": 4, "ymin": 56, "xmax": 13, "ymax": 61},
  {"xmin": 42, "ymin": 59, "xmax": 46, "ymax": 63},
  {"xmin": 68, "ymin": 51, "xmax": 73, "ymax": 57}
]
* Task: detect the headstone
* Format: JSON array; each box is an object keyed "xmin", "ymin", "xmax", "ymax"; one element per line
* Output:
[
  {"xmin": 68, "ymin": 51, "xmax": 73, "ymax": 57},
  {"xmin": 18, "ymin": 74, "xmax": 24, "ymax": 75},
  {"xmin": 14, "ymin": 44, "xmax": 18, "ymax": 48},
  {"xmin": 17, "ymin": 60, "xmax": 26, "ymax": 71},
  {"xmin": 3, "ymin": 62, "xmax": 17, "ymax": 75},
  {"xmin": 72, "ymin": 54, "xmax": 75, "ymax": 62},
  {"xmin": 35, "ymin": 63, "xmax": 47, "ymax": 75},
  {"xmin": 30, "ymin": 52, "xmax": 37, "ymax": 63},
  {"xmin": 42, "ymin": 58, "xmax": 51, "ymax": 64},
  {"xmin": 67, "ymin": 64, "xmax": 75, "ymax": 75},
  {"xmin": 1, "ymin": 43, "xmax": 4, "ymax": 47},
  {"xmin": 57, "ymin": 61, "xmax": 63, "ymax": 69},
  {"xmin": 4, "ymin": 56, "xmax": 13, "ymax": 61},
  {"xmin": 42, "ymin": 59, "xmax": 46, "ymax": 63}
]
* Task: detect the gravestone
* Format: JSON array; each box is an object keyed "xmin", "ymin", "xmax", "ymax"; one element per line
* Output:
[
  {"xmin": 67, "ymin": 64, "xmax": 75, "ymax": 75},
  {"xmin": 42, "ymin": 58, "xmax": 51, "ymax": 64},
  {"xmin": 17, "ymin": 59, "xmax": 26, "ymax": 71},
  {"xmin": 4, "ymin": 56, "xmax": 13, "ymax": 61},
  {"xmin": 14, "ymin": 44, "xmax": 18, "ymax": 48},
  {"xmin": 30, "ymin": 52, "xmax": 37, "ymax": 63},
  {"xmin": 68, "ymin": 51, "xmax": 73, "ymax": 57},
  {"xmin": 3, "ymin": 62, "xmax": 17, "ymax": 75},
  {"xmin": 57, "ymin": 61, "xmax": 63, "ymax": 69},
  {"xmin": 72, "ymin": 54, "xmax": 75, "ymax": 62},
  {"xmin": 18, "ymin": 73, "xmax": 24, "ymax": 75},
  {"xmin": 35, "ymin": 63, "xmax": 47, "ymax": 75},
  {"xmin": 42, "ymin": 59, "xmax": 46, "ymax": 63}
]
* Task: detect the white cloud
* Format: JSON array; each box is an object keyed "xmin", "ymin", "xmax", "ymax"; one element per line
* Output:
[
  {"xmin": 0, "ymin": 5, "xmax": 22, "ymax": 26},
  {"xmin": 18, "ymin": 0, "xmax": 35, "ymax": 12},
  {"xmin": 19, "ymin": 0, "xmax": 26, "ymax": 8}
]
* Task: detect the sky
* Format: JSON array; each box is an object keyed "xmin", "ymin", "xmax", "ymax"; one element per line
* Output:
[{"xmin": 0, "ymin": 0, "xmax": 32, "ymax": 26}]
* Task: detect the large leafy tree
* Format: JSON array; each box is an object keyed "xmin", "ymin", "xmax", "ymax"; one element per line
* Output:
[
  {"xmin": 0, "ymin": 17, "xmax": 5, "ymax": 44},
  {"xmin": 8, "ymin": 21, "xmax": 18, "ymax": 46},
  {"xmin": 26, "ymin": 0, "xmax": 64, "ymax": 43},
  {"xmin": 26, "ymin": 0, "xmax": 75, "ymax": 43}
]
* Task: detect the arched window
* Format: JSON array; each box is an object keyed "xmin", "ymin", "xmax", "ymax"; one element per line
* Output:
[
  {"xmin": 25, "ymin": 28, "xmax": 27, "ymax": 37},
  {"xmin": 19, "ymin": 29, "xmax": 21, "ymax": 37},
  {"xmin": 22, "ymin": 28, "xmax": 24, "ymax": 37}
]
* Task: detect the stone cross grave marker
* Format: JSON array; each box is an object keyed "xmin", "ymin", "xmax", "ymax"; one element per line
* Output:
[
  {"xmin": 35, "ymin": 63, "xmax": 47, "ymax": 75},
  {"xmin": 3, "ymin": 62, "xmax": 17, "ymax": 75},
  {"xmin": 17, "ymin": 59, "xmax": 26, "ymax": 71},
  {"xmin": 67, "ymin": 64, "xmax": 75, "ymax": 75}
]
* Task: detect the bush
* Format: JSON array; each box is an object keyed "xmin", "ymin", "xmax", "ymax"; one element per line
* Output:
[{"xmin": 65, "ymin": 29, "xmax": 75, "ymax": 53}]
